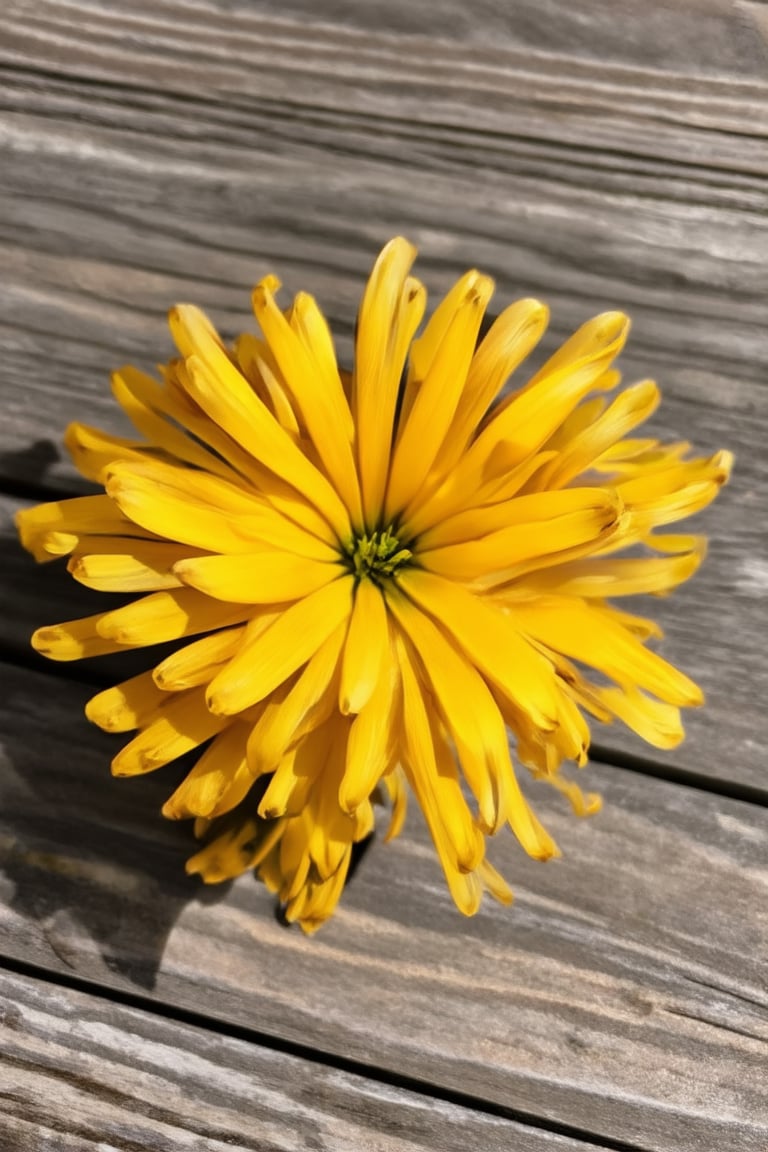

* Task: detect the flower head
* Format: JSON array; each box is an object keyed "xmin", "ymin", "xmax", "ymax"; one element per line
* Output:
[{"xmin": 18, "ymin": 238, "xmax": 731, "ymax": 932}]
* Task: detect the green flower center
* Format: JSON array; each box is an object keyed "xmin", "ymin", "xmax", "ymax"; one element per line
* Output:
[{"xmin": 346, "ymin": 526, "xmax": 412, "ymax": 583}]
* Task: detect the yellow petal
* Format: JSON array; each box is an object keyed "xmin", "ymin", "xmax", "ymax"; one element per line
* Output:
[
  {"xmin": 174, "ymin": 552, "xmax": 344, "ymax": 604},
  {"xmin": 64, "ymin": 422, "xmax": 151, "ymax": 483},
  {"xmin": 510, "ymin": 674, "xmax": 591, "ymax": 772},
  {"xmin": 207, "ymin": 576, "xmax": 354, "ymax": 716},
  {"xmin": 169, "ymin": 304, "xmax": 350, "ymax": 539},
  {"xmin": 533, "ymin": 771, "xmax": 602, "ymax": 817},
  {"xmin": 16, "ymin": 494, "xmax": 151, "ymax": 563},
  {"xmin": 387, "ymin": 586, "xmax": 556, "ymax": 858},
  {"xmin": 163, "ymin": 355, "xmax": 306, "ymax": 489},
  {"xmin": 388, "ymin": 588, "xmax": 507, "ymax": 830},
  {"xmin": 162, "ymin": 722, "xmax": 253, "ymax": 819},
  {"xmin": 284, "ymin": 847, "xmax": 351, "ymax": 931},
  {"xmin": 593, "ymin": 436, "xmax": 660, "ymax": 470},
  {"xmin": 528, "ymin": 311, "xmax": 629, "ymax": 385},
  {"xmin": 597, "ymin": 685, "xmax": 685, "ymax": 749},
  {"xmin": 644, "ymin": 532, "xmax": 706, "ymax": 555},
  {"xmin": 380, "ymin": 766, "xmax": 409, "ymax": 842},
  {"xmin": 406, "ymin": 267, "xmax": 482, "ymax": 386},
  {"xmin": 442, "ymin": 868, "xmax": 483, "ymax": 918},
  {"xmin": 407, "ymin": 312, "xmax": 628, "ymax": 532},
  {"xmin": 385, "ymin": 272, "xmax": 493, "ymax": 519},
  {"xmin": 278, "ymin": 809, "xmax": 313, "ymax": 898},
  {"xmin": 599, "ymin": 604, "xmax": 663, "ymax": 641},
  {"xmin": 515, "ymin": 544, "xmax": 704, "ymax": 599},
  {"xmin": 421, "ymin": 488, "xmax": 624, "ymax": 584},
  {"xmin": 165, "ymin": 358, "xmax": 335, "ymax": 546},
  {"xmin": 235, "ymin": 332, "xmax": 301, "ymax": 437},
  {"xmin": 153, "ymin": 625, "xmax": 249, "ymax": 691},
  {"xmin": 436, "ymin": 298, "xmax": 550, "ymax": 473},
  {"xmin": 69, "ymin": 540, "xmax": 209, "ymax": 592},
  {"xmin": 253, "ymin": 283, "xmax": 362, "ymax": 526},
  {"xmin": 105, "ymin": 458, "xmax": 291, "ymax": 555},
  {"xmin": 543, "ymin": 394, "xmax": 610, "ymax": 451},
  {"xmin": 400, "ymin": 447, "xmax": 556, "ymax": 543},
  {"xmin": 31, "ymin": 614, "xmax": 128, "ymax": 662},
  {"xmin": 340, "ymin": 654, "xmax": 399, "ymax": 814},
  {"xmin": 186, "ymin": 816, "xmax": 284, "ymax": 884},
  {"xmin": 85, "ymin": 671, "xmax": 167, "ymax": 732},
  {"xmin": 112, "ymin": 366, "xmax": 238, "ymax": 480},
  {"xmin": 339, "ymin": 578, "xmax": 389, "ymax": 715},
  {"xmin": 511, "ymin": 598, "xmax": 703, "ymax": 707},
  {"xmin": 352, "ymin": 237, "xmax": 424, "ymax": 526},
  {"xmin": 534, "ymin": 380, "xmax": 661, "ymax": 490},
  {"xmin": 309, "ymin": 725, "xmax": 364, "ymax": 880},
  {"xmin": 396, "ymin": 634, "xmax": 484, "ymax": 876},
  {"xmin": 396, "ymin": 568, "xmax": 560, "ymax": 731},
  {"xmin": 189, "ymin": 349, "xmax": 351, "ymax": 541},
  {"xmin": 258, "ymin": 747, "xmax": 312, "ymax": 820},
  {"xmin": 615, "ymin": 451, "xmax": 733, "ymax": 530},
  {"xmin": 420, "ymin": 486, "xmax": 623, "ymax": 551},
  {"xmin": 32, "ymin": 531, "xmax": 80, "ymax": 558},
  {"xmin": 246, "ymin": 622, "xmax": 346, "ymax": 775},
  {"xmin": 96, "ymin": 588, "xmax": 253, "ymax": 647},
  {"xmin": 111, "ymin": 689, "xmax": 228, "ymax": 776},
  {"xmin": 478, "ymin": 858, "xmax": 514, "ymax": 906}
]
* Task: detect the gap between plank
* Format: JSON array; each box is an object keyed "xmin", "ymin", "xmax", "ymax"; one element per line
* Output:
[
  {"xmin": 587, "ymin": 742, "xmax": 768, "ymax": 808},
  {"xmin": 0, "ymin": 951, "xmax": 652, "ymax": 1152}
]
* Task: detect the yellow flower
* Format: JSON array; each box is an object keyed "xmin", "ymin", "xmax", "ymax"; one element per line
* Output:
[{"xmin": 17, "ymin": 238, "xmax": 731, "ymax": 933}]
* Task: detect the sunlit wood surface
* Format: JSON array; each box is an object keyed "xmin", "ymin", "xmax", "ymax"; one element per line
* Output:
[{"xmin": 1, "ymin": 2, "xmax": 767, "ymax": 1149}]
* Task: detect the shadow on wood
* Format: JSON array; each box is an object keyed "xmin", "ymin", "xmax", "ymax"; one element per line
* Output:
[
  {"xmin": 0, "ymin": 438, "xmax": 64, "ymax": 495},
  {"xmin": 0, "ymin": 663, "xmax": 236, "ymax": 990}
]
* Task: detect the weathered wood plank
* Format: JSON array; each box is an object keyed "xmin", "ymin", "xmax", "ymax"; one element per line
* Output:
[
  {"xmin": 0, "ymin": 662, "xmax": 765, "ymax": 1152},
  {"xmin": 0, "ymin": 0, "xmax": 766, "ymax": 486},
  {"xmin": 1, "ymin": 968, "xmax": 605, "ymax": 1152}
]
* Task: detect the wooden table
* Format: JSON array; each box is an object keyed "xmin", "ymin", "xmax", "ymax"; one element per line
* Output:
[{"xmin": 1, "ymin": 3, "xmax": 766, "ymax": 1149}]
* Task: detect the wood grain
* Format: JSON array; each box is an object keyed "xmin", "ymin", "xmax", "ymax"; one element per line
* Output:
[
  {"xmin": 0, "ymin": 0, "xmax": 766, "ymax": 490},
  {"xmin": 0, "ymin": 661, "xmax": 765, "ymax": 1152},
  {"xmin": 1, "ymin": 969, "xmax": 607, "ymax": 1152}
]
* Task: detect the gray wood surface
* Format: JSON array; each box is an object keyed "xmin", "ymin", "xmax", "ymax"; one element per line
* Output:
[
  {"xmin": 1, "ymin": 4, "xmax": 767, "ymax": 1151},
  {"xmin": 1, "ymin": 661, "xmax": 765, "ymax": 1152},
  {"xmin": 2, "ymin": 0, "xmax": 767, "ymax": 492},
  {"xmin": 1, "ymin": 969, "xmax": 605, "ymax": 1152}
]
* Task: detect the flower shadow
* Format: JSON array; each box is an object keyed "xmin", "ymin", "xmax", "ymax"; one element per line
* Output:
[
  {"xmin": 0, "ymin": 438, "xmax": 62, "ymax": 490},
  {"xmin": 0, "ymin": 663, "xmax": 235, "ymax": 991}
]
